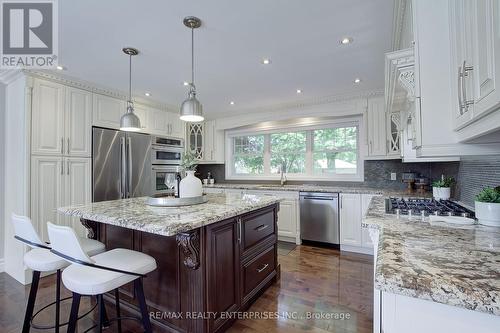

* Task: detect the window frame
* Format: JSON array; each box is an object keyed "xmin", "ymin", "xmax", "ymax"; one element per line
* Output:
[{"xmin": 225, "ymin": 118, "xmax": 364, "ymax": 182}]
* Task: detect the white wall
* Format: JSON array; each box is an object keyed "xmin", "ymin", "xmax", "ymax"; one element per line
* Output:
[{"xmin": 0, "ymin": 83, "xmax": 5, "ymax": 271}]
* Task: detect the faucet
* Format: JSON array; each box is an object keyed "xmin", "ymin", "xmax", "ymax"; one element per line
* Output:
[{"xmin": 280, "ymin": 163, "xmax": 287, "ymax": 186}]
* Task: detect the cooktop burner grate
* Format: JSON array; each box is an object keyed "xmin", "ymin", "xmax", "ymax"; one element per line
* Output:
[{"xmin": 385, "ymin": 198, "xmax": 475, "ymax": 218}]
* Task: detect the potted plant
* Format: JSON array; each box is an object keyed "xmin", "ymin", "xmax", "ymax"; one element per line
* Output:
[
  {"xmin": 475, "ymin": 187, "xmax": 500, "ymax": 227},
  {"xmin": 432, "ymin": 176, "xmax": 455, "ymax": 200},
  {"xmin": 179, "ymin": 151, "xmax": 202, "ymax": 198}
]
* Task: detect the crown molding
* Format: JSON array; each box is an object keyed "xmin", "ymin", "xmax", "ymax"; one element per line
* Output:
[
  {"xmin": 208, "ymin": 89, "xmax": 383, "ymax": 120},
  {"xmin": 391, "ymin": 0, "xmax": 409, "ymax": 51},
  {"xmin": 22, "ymin": 69, "xmax": 179, "ymax": 112},
  {"xmin": 0, "ymin": 69, "xmax": 24, "ymax": 84}
]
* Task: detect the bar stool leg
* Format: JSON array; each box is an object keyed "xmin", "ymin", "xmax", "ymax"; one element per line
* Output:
[
  {"xmin": 67, "ymin": 292, "xmax": 81, "ymax": 333},
  {"xmin": 97, "ymin": 294, "xmax": 104, "ymax": 333},
  {"xmin": 22, "ymin": 270, "xmax": 41, "ymax": 333},
  {"xmin": 115, "ymin": 289, "xmax": 122, "ymax": 333},
  {"xmin": 134, "ymin": 279, "xmax": 152, "ymax": 333},
  {"xmin": 55, "ymin": 269, "xmax": 61, "ymax": 333}
]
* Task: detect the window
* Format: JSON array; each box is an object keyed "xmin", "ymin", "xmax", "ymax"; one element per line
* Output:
[
  {"xmin": 226, "ymin": 121, "xmax": 362, "ymax": 181},
  {"xmin": 232, "ymin": 135, "xmax": 264, "ymax": 175}
]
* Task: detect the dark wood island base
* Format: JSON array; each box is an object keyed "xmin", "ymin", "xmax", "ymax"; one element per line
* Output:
[{"xmin": 82, "ymin": 203, "xmax": 280, "ymax": 333}]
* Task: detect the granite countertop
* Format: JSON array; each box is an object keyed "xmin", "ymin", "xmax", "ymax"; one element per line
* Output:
[
  {"xmin": 364, "ymin": 196, "xmax": 500, "ymax": 316},
  {"xmin": 204, "ymin": 183, "xmax": 430, "ymax": 197},
  {"xmin": 58, "ymin": 193, "xmax": 281, "ymax": 236}
]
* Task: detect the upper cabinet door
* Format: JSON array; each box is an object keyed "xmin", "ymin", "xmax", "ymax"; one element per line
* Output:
[
  {"xmin": 470, "ymin": 0, "xmax": 500, "ymax": 118},
  {"xmin": 167, "ymin": 112, "xmax": 185, "ymax": 139},
  {"xmin": 133, "ymin": 103, "xmax": 149, "ymax": 132},
  {"xmin": 92, "ymin": 93, "xmax": 126, "ymax": 130},
  {"xmin": 31, "ymin": 79, "xmax": 65, "ymax": 155},
  {"xmin": 65, "ymin": 87, "xmax": 92, "ymax": 157},
  {"xmin": 149, "ymin": 108, "xmax": 168, "ymax": 135},
  {"xmin": 367, "ymin": 97, "xmax": 387, "ymax": 157}
]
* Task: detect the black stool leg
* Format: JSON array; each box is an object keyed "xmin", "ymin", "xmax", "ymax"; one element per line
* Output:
[
  {"xmin": 97, "ymin": 294, "xmax": 104, "ymax": 333},
  {"xmin": 100, "ymin": 294, "xmax": 110, "ymax": 328},
  {"xmin": 67, "ymin": 292, "xmax": 81, "ymax": 333},
  {"xmin": 22, "ymin": 270, "xmax": 40, "ymax": 333},
  {"xmin": 55, "ymin": 269, "xmax": 61, "ymax": 333},
  {"xmin": 115, "ymin": 289, "xmax": 122, "ymax": 333},
  {"xmin": 134, "ymin": 279, "xmax": 152, "ymax": 333}
]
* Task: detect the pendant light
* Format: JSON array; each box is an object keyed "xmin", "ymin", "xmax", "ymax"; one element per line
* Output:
[
  {"xmin": 120, "ymin": 47, "xmax": 141, "ymax": 131},
  {"xmin": 180, "ymin": 16, "xmax": 204, "ymax": 122}
]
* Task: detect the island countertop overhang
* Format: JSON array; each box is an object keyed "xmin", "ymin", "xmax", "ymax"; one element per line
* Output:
[{"xmin": 58, "ymin": 193, "xmax": 282, "ymax": 236}]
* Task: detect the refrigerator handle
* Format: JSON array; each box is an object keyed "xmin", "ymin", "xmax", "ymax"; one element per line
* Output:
[
  {"xmin": 120, "ymin": 137, "xmax": 126, "ymax": 199},
  {"xmin": 127, "ymin": 137, "xmax": 132, "ymax": 198}
]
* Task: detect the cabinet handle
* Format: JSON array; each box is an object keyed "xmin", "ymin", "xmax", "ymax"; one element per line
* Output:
[
  {"xmin": 237, "ymin": 218, "xmax": 242, "ymax": 244},
  {"xmin": 340, "ymin": 196, "xmax": 343, "ymax": 209},
  {"xmin": 67, "ymin": 160, "xmax": 70, "ymax": 175},
  {"xmin": 61, "ymin": 137, "xmax": 64, "ymax": 154},
  {"xmin": 462, "ymin": 61, "xmax": 474, "ymax": 112},
  {"xmin": 369, "ymin": 141, "xmax": 372, "ymax": 154},
  {"xmin": 61, "ymin": 160, "xmax": 64, "ymax": 175},
  {"xmin": 458, "ymin": 64, "xmax": 464, "ymax": 115},
  {"xmin": 67, "ymin": 138, "xmax": 70, "ymax": 155},
  {"xmin": 255, "ymin": 224, "xmax": 269, "ymax": 232},
  {"xmin": 256, "ymin": 263, "xmax": 269, "ymax": 273}
]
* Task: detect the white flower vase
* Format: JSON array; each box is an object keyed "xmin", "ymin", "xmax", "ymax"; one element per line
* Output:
[
  {"xmin": 433, "ymin": 187, "xmax": 451, "ymax": 200},
  {"xmin": 475, "ymin": 201, "xmax": 500, "ymax": 227},
  {"xmin": 179, "ymin": 170, "xmax": 203, "ymax": 198}
]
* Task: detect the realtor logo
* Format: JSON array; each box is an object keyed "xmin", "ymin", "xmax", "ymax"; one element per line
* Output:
[{"xmin": 1, "ymin": 0, "xmax": 58, "ymax": 68}]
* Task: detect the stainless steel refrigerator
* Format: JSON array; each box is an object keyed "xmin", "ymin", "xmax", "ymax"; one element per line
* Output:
[{"xmin": 92, "ymin": 127, "xmax": 152, "ymax": 202}]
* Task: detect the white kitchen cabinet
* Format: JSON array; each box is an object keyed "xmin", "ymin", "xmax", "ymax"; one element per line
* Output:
[
  {"xmin": 31, "ymin": 156, "xmax": 63, "ymax": 242},
  {"xmin": 147, "ymin": 108, "xmax": 185, "ymax": 139},
  {"xmin": 65, "ymin": 87, "xmax": 92, "ymax": 157},
  {"xmin": 63, "ymin": 158, "xmax": 92, "ymax": 236},
  {"xmin": 32, "ymin": 80, "xmax": 92, "ymax": 157},
  {"xmin": 187, "ymin": 123, "xmax": 204, "ymax": 159},
  {"xmin": 276, "ymin": 198, "xmax": 299, "ymax": 243},
  {"xmin": 366, "ymin": 97, "xmax": 387, "ymax": 157},
  {"xmin": 167, "ymin": 112, "xmax": 185, "ymax": 139},
  {"xmin": 187, "ymin": 121, "xmax": 224, "ymax": 163},
  {"xmin": 149, "ymin": 107, "xmax": 168, "ymax": 134},
  {"xmin": 133, "ymin": 103, "xmax": 150, "ymax": 132},
  {"xmin": 31, "ymin": 79, "xmax": 65, "ymax": 156},
  {"xmin": 31, "ymin": 156, "xmax": 91, "ymax": 241},
  {"xmin": 92, "ymin": 93, "xmax": 126, "ymax": 130},
  {"xmin": 340, "ymin": 193, "xmax": 362, "ymax": 247}
]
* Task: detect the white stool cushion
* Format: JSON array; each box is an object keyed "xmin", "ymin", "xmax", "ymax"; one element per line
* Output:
[
  {"xmin": 23, "ymin": 237, "xmax": 105, "ymax": 272},
  {"xmin": 62, "ymin": 248, "xmax": 157, "ymax": 295},
  {"xmin": 24, "ymin": 248, "xmax": 68, "ymax": 272},
  {"xmin": 79, "ymin": 237, "xmax": 106, "ymax": 257}
]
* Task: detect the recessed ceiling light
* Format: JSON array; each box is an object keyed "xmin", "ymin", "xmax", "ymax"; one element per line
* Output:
[
  {"xmin": 183, "ymin": 81, "xmax": 189, "ymax": 86},
  {"xmin": 340, "ymin": 37, "xmax": 353, "ymax": 45},
  {"xmin": 296, "ymin": 89, "xmax": 302, "ymax": 94},
  {"xmin": 261, "ymin": 58, "xmax": 271, "ymax": 65},
  {"xmin": 145, "ymin": 92, "xmax": 151, "ymax": 97},
  {"xmin": 230, "ymin": 101, "xmax": 235, "ymax": 105},
  {"xmin": 56, "ymin": 65, "xmax": 65, "ymax": 70},
  {"xmin": 354, "ymin": 78, "xmax": 361, "ymax": 83}
]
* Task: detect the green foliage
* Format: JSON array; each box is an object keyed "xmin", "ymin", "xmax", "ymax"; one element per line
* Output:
[
  {"xmin": 181, "ymin": 151, "xmax": 198, "ymax": 171},
  {"xmin": 475, "ymin": 187, "xmax": 500, "ymax": 203},
  {"xmin": 432, "ymin": 176, "xmax": 455, "ymax": 188}
]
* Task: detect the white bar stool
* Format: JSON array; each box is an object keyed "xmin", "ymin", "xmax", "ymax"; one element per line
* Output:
[
  {"xmin": 47, "ymin": 222, "xmax": 157, "ymax": 333},
  {"xmin": 11, "ymin": 213, "xmax": 106, "ymax": 333}
]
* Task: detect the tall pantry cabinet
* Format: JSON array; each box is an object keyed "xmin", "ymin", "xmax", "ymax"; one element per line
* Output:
[{"xmin": 30, "ymin": 79, "xmax": 92, "ymax": 240}]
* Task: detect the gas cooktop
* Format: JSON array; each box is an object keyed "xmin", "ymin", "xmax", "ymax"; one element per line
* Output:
[{"xmin": 385, "ymin": 198, "xmax": 475, "ymax": 218}]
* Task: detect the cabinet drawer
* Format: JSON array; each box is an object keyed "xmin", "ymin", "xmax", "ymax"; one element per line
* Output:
[
  {"xmin": 242, "ymin": 209, "xmax": 275, "ymax": 252},
  {"xmin": 242, "ymin": 245, "xmax": 276, "ymax": 298}
]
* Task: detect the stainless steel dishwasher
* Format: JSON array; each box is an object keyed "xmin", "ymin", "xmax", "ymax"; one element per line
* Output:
[{"xmin": 299, "ymin": 192, "xmax": 340, "ymax": 245}]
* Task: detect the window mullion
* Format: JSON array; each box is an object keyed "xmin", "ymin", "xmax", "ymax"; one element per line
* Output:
[
  {"xmin": 305, "ymin": 130, "xmax": 313, "ymax": 176},
  {"xmin": 263, "ymin": 134, "xmax": 271, "ymax": 176}
]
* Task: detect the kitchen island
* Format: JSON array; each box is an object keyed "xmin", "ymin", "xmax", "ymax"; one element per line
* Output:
[{"xmin": 58, "ymin": 193, "xmax": 281, "ymax": 333}]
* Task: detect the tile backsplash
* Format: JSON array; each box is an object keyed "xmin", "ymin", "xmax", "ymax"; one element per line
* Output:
[
  {"xmin": 197, "ymin": 160, "xmax": 460, "ymax": 191},
  {"xmin": 456, "ymin": 155, "xmax": 500, "ymax": 206}
]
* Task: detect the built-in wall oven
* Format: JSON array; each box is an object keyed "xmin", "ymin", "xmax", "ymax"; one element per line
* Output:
[{"xmin": 151, "ymin": 136, "xmax": 184, "ymax": 165}]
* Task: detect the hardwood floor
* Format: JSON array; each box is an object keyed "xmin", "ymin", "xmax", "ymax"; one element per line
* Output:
[{"xmin": 0, "ymin": 244, "xmax": 373, "ymax": 333}]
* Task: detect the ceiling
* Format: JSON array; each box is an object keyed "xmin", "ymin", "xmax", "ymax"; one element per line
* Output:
[{"xmin": 58, "ymin": 0, "xmax": 394, "ymax": 118}]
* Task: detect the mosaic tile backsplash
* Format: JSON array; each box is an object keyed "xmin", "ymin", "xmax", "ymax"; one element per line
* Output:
[{"xmin": 456, "ymin": 155, "xmax": 500, "ymax": 206}]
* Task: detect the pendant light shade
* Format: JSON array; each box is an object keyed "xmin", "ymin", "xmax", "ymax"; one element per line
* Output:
[
  {"xmin": 120, "ymin": 47, "xmax": 141, "ymax": 131},
  {"xmin": 180, "ymin": 16, "xmax": 204, "ymax": 122}
]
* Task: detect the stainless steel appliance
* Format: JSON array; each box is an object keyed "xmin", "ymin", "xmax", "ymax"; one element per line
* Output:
[
  {"xmin": 151, "ymin": 165, "xmax": 181, "ymax": 196},
  {"xmin": 300, "ymin": 192, "xmax": 340, "ymax": 245},
  {"xmin": 385, "ymin": 198, "xmax": 475, "ymax": 217},
  {"xmin": 151, "ymin": 135, "xmax": 184, "ymax": 165},
  {"xmin": 93, "ymin": 127, "xmax": 152, "ymax": 202}
]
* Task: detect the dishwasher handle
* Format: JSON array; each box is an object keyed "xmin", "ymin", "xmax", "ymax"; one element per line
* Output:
[{"xmin": 301, "ymin": 196, "xmax": 335, "ymax": 201}]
